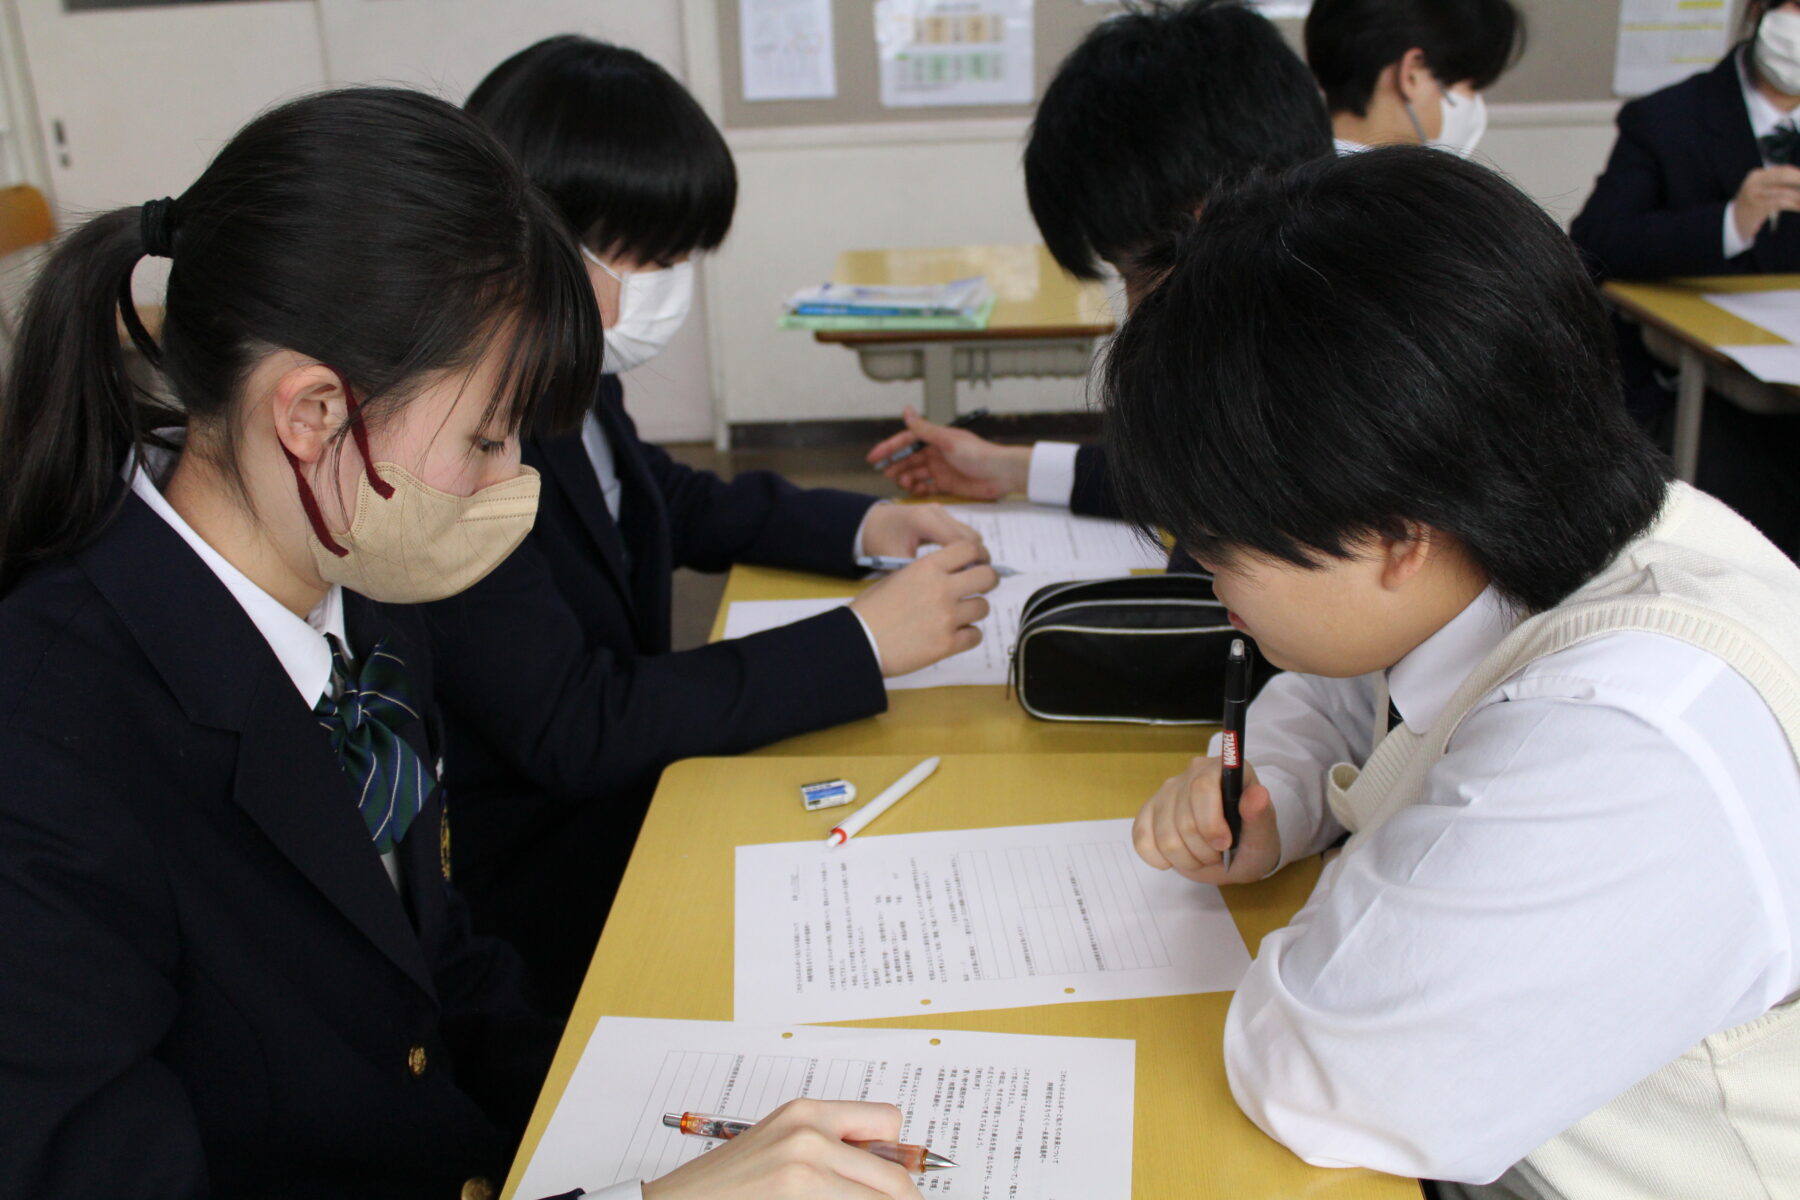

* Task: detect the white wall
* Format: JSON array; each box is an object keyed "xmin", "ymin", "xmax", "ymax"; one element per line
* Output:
[
  {"xmin": 0, "ymin": 1, "xmax": 1624, "ymax": 442},
  {"xmin": 703, "ymin": 100, "xmax": 1622, "ymax": 431}
]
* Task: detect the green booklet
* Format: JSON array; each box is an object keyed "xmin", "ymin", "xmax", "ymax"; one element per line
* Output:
[{"xmin": 779, "ymin": 295, "xmax": 996, "ymax": 332}]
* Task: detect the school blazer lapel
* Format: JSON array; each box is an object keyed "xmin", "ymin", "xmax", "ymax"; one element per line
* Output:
[
  {"xmin": 525, "ymin": 421, "xmax": 638, "ymax": 611},
  {"xmin": 79, "ymin": 493, "xmax": 437, "ymax": 999},
  {"xmin": 591, "ymin": 380, "xmax": 675, "ymax": 650}
]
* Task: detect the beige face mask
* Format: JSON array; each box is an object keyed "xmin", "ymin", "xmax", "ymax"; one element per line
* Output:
[
  {"xmin": 304, "ymin": 460, "xmax": 540, "ymax": 604},
  {"xmin": 283, "ymin": 372, "xmax": 541, "ymax": 604}
]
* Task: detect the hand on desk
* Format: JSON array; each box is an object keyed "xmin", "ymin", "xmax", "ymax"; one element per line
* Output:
[
  {"xmin": 867, "ymin": 405, "xmax": 1031, "ymax": 500},
  {"xmin": 1133, "ymin": 756, "xmax": 1280, "ymax": 884},
  {"xmin": 851, "ymin": 541, "xmax": 998, "ymax": 677},
  {"xmin": 859, "ymin": 501, "xmax": 981, "ymax": 558},
  {"xmin": 641, "ymin": 1099, "xmax": 923, "ymax": 1200}
]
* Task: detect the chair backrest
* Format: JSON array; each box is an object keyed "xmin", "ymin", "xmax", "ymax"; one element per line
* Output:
[{"xmin": 0, "ymin": 184, "xmax": 54, "ymax": 260}]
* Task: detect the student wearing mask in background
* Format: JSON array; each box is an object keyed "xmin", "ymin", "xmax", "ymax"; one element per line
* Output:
[
  {"xmin": 0, "ymin": 85, "xmax": 921, "ymax": 1200},
  {"xmin": 1572, "ymin": 0, "xmax": 1800, "ymax": 560},
  {"xmin": 1306, "ymin": 0, "xmax": 1523, "ymax": 156},
  {"xmin": 430, "ymin": 37, "xmax": 998, "ymax": 1016},
  {"xmin": 1113, "ymin": 147, "xmax": 1800, "ymax": 1200},
  {"xmin": 866, "ymin": 0, "xmax": 1331, "ymax": 516}
]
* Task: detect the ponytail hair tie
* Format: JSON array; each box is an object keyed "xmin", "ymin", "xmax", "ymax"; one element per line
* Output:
[{"xmin": 140, "ymin": 197, "xmax": 178, "ymax": 259}]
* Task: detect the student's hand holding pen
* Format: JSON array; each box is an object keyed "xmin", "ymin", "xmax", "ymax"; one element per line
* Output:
[
  {"xmin": 859, "ymin": 501, "xmax": 982, "ymax": 558},
  {"xmin": 1733, "ymin": 165, "xmax": 1800, "ymax": 242},
  {"xmin": 1132, "ymin": 755, "xmax": 1280, "ymax": 884},
  {"xmin": 850, "ymin": 541, "xmax": 998, "ymax": 676},
  {"xmin": 866, "ymin": 406, "xmax": 1031, "ymax": 500},
  {"xmin": 642, "ymin": 1099, "xmax": 923, "ymax": 1200}
]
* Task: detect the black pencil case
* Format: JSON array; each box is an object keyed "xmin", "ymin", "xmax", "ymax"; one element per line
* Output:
[{"xmin": 1009, "ymin": 574, "xmax": 1280, "ymax": 724}]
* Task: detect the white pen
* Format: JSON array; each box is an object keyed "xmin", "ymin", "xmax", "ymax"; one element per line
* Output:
[
  {"xmin": 827, "ymin": 756, "xmax": 940, "ymax": 846},
  {"xmin": 856, "ymin": 554, "xmax": 1018, "ymax": 577}
]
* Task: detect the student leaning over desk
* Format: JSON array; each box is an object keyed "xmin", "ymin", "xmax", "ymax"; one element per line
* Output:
[
  {"xmin": 866, "ymin": 0, "xmax": 1331, "ymax": 517},
  {"xmin": 0, "ymin": 85, "xmax": 922, "ymax": 1200},
  {"xmin": 415, "ymin": 37, "xmax": 1000, "ymax": 1019},
  {"xmin": 1112, "ymin": 149, "xmax": 1800, "ymax": 1199},
  {"xmin": 868, "ymin": 0, "xmax": 1523, "ymax": 504}
]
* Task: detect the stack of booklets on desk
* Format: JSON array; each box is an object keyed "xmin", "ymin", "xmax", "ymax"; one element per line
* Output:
[{"xmin": 779, "ymin": 275, "xmax": 996, "ymax": 331}]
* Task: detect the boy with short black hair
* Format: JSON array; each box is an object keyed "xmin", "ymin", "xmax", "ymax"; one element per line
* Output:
[{"xmin": 1112, "ymin": 147, "xmax": 1800, "ymax": 1199}]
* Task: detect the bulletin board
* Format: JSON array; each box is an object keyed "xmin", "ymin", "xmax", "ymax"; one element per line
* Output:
[{"xmin": 717, "ymin": 0, "xmax": 1636, "ymax": 132}]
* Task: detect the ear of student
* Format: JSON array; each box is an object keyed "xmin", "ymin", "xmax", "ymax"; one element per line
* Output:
[{"xmin": 270, "ymin": 363, "xmax": 351, "ymax": 467}]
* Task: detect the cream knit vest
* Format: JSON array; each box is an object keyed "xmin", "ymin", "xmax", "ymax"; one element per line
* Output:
[{"xmin": 1325, "ymin": 483, "xmax": 1800, "ymax": 1200}]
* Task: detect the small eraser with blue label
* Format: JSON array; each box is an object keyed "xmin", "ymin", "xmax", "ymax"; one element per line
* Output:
[{"xmin": 800, "ymin": 779, "xmax": 857, "ymax": 811}]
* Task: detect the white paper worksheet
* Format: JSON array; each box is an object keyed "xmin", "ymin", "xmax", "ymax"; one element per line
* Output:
[
  {"xmin": 510, "ymin": 1017, "xmax": 1137, "ymax": 1200},
  {"xmin": 721, "ymin": 571, "xmax": 1071, "ymax": 689},
  {"xmin": 735, "ymin": 818, "xmax": 1251, "ymax": 1023},
  {"xmin": 938, "ymin": 502, "xmax": 1168, "ymax": 574},
  {"xmin": 1702, "ymin": 289, "xmax": 1800, "ymax": 345}
]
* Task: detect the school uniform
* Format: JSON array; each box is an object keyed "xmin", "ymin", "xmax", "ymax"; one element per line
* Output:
[
  {"xmin": 1571, "ymin": 48, "xmax": 1800, "ymax": 557},
  {"xmin": 1223, "ymin": 483, "xmax": 1800, "ymax": 1197},
  {"xmin": 0, "ymin": 458, "xmax": 567, "ymax": 1200},
  {"xmin": 423, "ymin": 374, "xmax": 889, "ymax": 1013}
]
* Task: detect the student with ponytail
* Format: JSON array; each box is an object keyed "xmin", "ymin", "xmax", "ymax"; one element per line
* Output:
[{"xmin": 0, "ymin": 87, "xmax": 921, "ymax": 1200}]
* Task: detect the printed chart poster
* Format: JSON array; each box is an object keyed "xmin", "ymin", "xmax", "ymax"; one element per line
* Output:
[
  {"xmin": 1614, "ymin": 0, "xmax": 1730, "ymax": 97},
  {"xmin": 740, "ymin": 0, "xmax": 838, "ymax": 101},
  {"xmin": 875, "ymin": 0, "xmax": 1034, "ymax": 108}
]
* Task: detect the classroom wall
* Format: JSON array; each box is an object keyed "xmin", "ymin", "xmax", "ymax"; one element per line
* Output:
[{"xmin": 704, "ymin": 110, "xmax": 1621, "ymax": 430}]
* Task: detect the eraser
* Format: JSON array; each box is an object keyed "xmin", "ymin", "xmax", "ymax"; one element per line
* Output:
[{"xmin": 801, "ymin": 779, "xmax": 857, "ymax": 811}]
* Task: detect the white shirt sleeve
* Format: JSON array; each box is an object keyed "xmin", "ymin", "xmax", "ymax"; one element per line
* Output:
[
  {"xmin": 1025, "ymin": 442, "xmax": 1081, "ymax": 508},
  {"xmin": 847, "ymin": 607, "xmax": 885, "ymax": 673},
  {"xmin": 581, "ymin": 1182, "xmax": 644, "ymax": 1200},
  {"xmin": 1222, "ymin": 636, "xmax": 1798, "ymax": 1183},
  {"xmin": 1240, "ymin": 670, "xmax": 1371, "ymax": 869},
  {"xmin": 1724, "ymin": 200, "xmax": 1755, "ymax": 259}
]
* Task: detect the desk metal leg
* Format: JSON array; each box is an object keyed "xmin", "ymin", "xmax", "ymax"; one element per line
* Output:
[
  {"xmin": 1672, "ymin": 346, "xmax": 1704, "ymax": 484},
  {"xmin": 920, "ymin": 343, "xmax": 957, "ymax": 424}
]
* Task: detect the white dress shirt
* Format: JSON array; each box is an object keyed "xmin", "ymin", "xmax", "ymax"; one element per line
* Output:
[
  {"xmin": 125, "ymin": 444, "xmax": 402, "ymax": 888},
  {"xmin": 1224, "ymin": 587, "xmax": 1800, "ymax": 1183},
  {"xmin": 1724, "ymin": 48, "xmax": 1799, "ymax": 258}
]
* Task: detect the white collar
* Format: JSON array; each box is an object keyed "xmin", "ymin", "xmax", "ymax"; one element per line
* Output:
[
  {"xmin": 124, "ymin": 438, "xmax": 346, "ymax": 708},
  {"xmin": 1738, "ymin": 46, "xmax": 1798, "ymax": 148},
  {"xmin": 1386, "ymin": 586, "xmax": 1515, "ymax": 732},
  {"xmin": 1333, "ymin": 136, "xmax": 1370, "ymax": 156}
]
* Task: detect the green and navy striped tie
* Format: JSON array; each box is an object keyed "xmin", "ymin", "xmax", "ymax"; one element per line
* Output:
[{"xmin": 314, "ymin": 635, "xmax": 429, "ymax": 854}]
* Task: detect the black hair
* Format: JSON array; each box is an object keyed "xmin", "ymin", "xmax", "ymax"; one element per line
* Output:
[
  {"xmin": 1305, "ymin": 0, "xmax": 1525, "ymax": 117},
  {"xmin": 466, "ymin": 35, "xmax": 736, "ymax": 266},
  {"xmin": 0, "ymin": 86, "xmax": 601, "ymax": 595},
  {"xmin": 1103, "ymin": 147, "xmax": 1669, "ymax": 615},
  {"xmin": 1023, "ymin": 0, "xmax": 1333, "ymax": 281}
]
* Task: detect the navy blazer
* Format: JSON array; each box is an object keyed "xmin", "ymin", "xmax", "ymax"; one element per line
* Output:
[
  {"xmin": 423, "ymin": 376, "xmax": 887, "ymax": 1010},
  {"xmin": 0, "ymin": 493, "xmax": 559, "ymax": 1200},
  {"xmin": 1572, "ymin": 50, "xmax": 1800, "ymax": 280}
]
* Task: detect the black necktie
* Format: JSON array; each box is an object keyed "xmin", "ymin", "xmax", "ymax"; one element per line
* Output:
[{"xmin": 1761, "ymin": 122, "xmax": 1800, "ymax": 166}]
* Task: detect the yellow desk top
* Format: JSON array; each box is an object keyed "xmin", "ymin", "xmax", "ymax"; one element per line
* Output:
[
  {"xmin": 1602, "ymin": 274, "xmax": 1800, "ymax": 365},
  {"xmin": 504, "ymin": 752, "xmax": 1414, "ymax": 1200},
  {"xmin": 816, "ymin": 243, "xmax": 1115, "ymax": 343},
  {"xmin": 710, "ymin": 562, "xmax": 1211, "ymax": 757}
]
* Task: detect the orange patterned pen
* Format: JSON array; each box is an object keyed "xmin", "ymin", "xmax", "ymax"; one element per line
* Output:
[{"xmin": 662, "ymin": 1111, "xmax": 956, "ymax": 1173}]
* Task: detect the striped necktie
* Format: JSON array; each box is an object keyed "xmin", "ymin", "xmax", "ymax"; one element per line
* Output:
[{"xmin": 313, "ymin": 635, "xmax": 429, "ymax": 854}]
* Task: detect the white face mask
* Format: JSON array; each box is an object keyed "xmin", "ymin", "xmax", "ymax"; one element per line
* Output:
[
  {"xmin": 1404, "ymin": 78, "xmax": 1487, "ymax": 158},
  {"xmin": 583, "ymin": 245, "xmax": 695, "ymax": 374},
  {"xmin": 1756, "ymin": 9, "xmax": 1800, "ymax": 97}
]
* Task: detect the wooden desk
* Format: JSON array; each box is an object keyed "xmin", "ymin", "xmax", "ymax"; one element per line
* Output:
[
  {"xmin": 1602, "ymin": 274, "xmax": 1800, "ymax": 481},
  {"xmin": 711, "ymin": 562, "xmax": 1210, "ymax": 757},
  {"xmin": 815, "ymin": 244, "xmax": 1115, "ymax": 424},
  {"xmin": 504, "ymin": 752, "xmax": 1416, "ymax": 1200}
]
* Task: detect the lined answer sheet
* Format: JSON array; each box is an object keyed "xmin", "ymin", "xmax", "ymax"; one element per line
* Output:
[
  {"xmin": 720, "ymin": 572, "xmax": 1064, "ymax": 688},
  {"xmin": 735, "ymin": 818, "xmax": 1250, "ymax": 1023},
  {"xmin": 937, "ymin": 502, "xmax": 1168, "ymax": 573},
  {"xmin": 510, "ymin": 1018, "xmax": 1136, "ymax": 1200}
]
